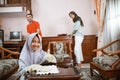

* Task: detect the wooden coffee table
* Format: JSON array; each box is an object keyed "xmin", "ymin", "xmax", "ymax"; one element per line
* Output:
[{"xmin": 25, "ymin": 67, "xmax": 80, "ymax": 80}]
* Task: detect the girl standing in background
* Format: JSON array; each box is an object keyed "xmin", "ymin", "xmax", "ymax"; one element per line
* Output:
[{"xmin": 69, "ymin": 11, "xmax": 84, "ymax": 68}]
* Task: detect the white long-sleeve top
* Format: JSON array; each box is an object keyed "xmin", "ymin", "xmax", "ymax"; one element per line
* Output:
[{"xmin": 72, "ymin": 21, "xmax": 84, "ymax": 37}]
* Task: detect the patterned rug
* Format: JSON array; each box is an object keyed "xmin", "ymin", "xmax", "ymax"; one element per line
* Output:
[{"xmin": 78, "ymin": 68, "xmax": 103, "ymax": 80}]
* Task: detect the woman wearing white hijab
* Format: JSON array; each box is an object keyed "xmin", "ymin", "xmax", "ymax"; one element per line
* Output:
[
  {"xmin": 8, "ymin": 33, "xmax": 56, "ymax": 80},
  {"xmin": 19, "ymin": 33, "xmax": 46, "ymax": 71}
]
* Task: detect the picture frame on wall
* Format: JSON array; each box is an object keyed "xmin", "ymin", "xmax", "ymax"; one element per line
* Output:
[{"xmin": 0, "ymin": 29, "xmax": 4, "ymax": 46}]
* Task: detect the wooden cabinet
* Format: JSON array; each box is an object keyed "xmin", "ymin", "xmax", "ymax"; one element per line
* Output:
[{"xmin": 0, "ymin": 0, "xmax": 32, "ymax": 13}]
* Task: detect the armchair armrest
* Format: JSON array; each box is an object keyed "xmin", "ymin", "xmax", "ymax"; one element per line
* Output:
[
  {"xmin": 0, "ymin": 46, "xmax": 20, "ymax": 59},
  {"xmin": 111, "ymin": 59, "xmax": 120, "ymax": 69},
  {"xmin": 93, "ymin": 39, "xmax": 120, "ymax": 54}
]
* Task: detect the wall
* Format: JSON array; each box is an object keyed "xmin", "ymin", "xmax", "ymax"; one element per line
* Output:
[{"xmin": 0, "ymin": 0, "xmax": 98, "ymax": 41}]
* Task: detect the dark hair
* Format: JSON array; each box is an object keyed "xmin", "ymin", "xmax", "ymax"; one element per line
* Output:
[
  {"xmin": 35, "ymin": 34, "xmax": 40, "ymax": 42},
  {"xmin": 26, "ymin": 13, "xmax": 33, "ymax": 17},
  {"xmin": 69, "ymin": 11, "xmax": 84, "ymax": 26}
]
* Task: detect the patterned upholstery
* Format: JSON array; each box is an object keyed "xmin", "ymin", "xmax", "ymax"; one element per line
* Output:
[
  {"xmin": 53, "ymin": 42, "xmax": 70, "ymax": 61},
  {"xmin": 93, "ymin": 55, "xmax": 119, "ymax": 69},
  {"xmin": 0, "ymin": 59, "xmax": 18, "ymax": 78}
]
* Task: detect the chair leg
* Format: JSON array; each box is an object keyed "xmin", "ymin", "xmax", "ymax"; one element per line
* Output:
[
  {"xmin": 90, "ymin": 63, "xmax": 93, "ymax": 76},
  {"xmin": 90, "ymin": 68, "xmax": 93, "ymax": 76},
  {"xmin": 104, "ymin": 75, "xmax": 109, "ymax": 80}
]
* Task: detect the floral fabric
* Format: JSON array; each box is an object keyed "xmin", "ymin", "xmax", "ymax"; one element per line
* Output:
[
  {"xmin": 53, "ymin": 42, "xmax": 70, "ymax": 61},
  {"xmin": 0, "ymin": 59, "xmax": 18, "ymax": 78},
  {"xmin": 93, "ymin": 55, "xmax": 119, "ymax": 69}
]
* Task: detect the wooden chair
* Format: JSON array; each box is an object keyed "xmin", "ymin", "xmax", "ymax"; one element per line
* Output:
[
  {"xmin": 90, "ymin": 39, "xmax": 120, "ymax": 80},
  {"xmin": 47, "ymin": 41, "xmax": 73, "ymax": 68},
  {"xmin": 0, "ymin": 46, "xmax": 20, "ymax": 80},
  {"xmin": 0, "ymin": 46, "xmax": 20, "ymax": 59}
]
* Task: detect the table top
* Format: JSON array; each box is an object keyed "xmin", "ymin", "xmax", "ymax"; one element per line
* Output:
[{"xmin": 25, "ymin": 67, "xmax": 80, "ymax": 80}]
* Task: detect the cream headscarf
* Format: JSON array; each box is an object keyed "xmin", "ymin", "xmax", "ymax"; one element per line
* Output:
[{"xmin": 19, "ymin": 33, "xmax": 47, "ymax": 70}]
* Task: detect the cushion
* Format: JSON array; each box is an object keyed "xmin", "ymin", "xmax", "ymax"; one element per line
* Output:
[
  {"xmin": 93, "ymin": 55, "xmax": 119, "ymax": 69},
  {"xmin": 53, "ymin": 42, "xmax": 70, "ymax": 61},
  {"xmin": 0, "ymin": 59, "xmax": 18, "ymax": 78}
]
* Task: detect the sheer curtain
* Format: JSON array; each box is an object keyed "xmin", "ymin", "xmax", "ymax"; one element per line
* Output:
[{"xmin": 103, "ymin": 0, "xmax": 120, "ymax": 51}]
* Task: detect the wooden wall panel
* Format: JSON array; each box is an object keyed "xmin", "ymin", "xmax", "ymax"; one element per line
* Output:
[
  {"xmin": 42, "ymin": 35, "xmax": 97, "ymax": 62},
  {"xmin": 4, "ymin": 35, "xmax": 97, "ymax": 62},
  {"xmin": 82, "ymin": 35, "xmax": 97, "ymax": 62}
]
